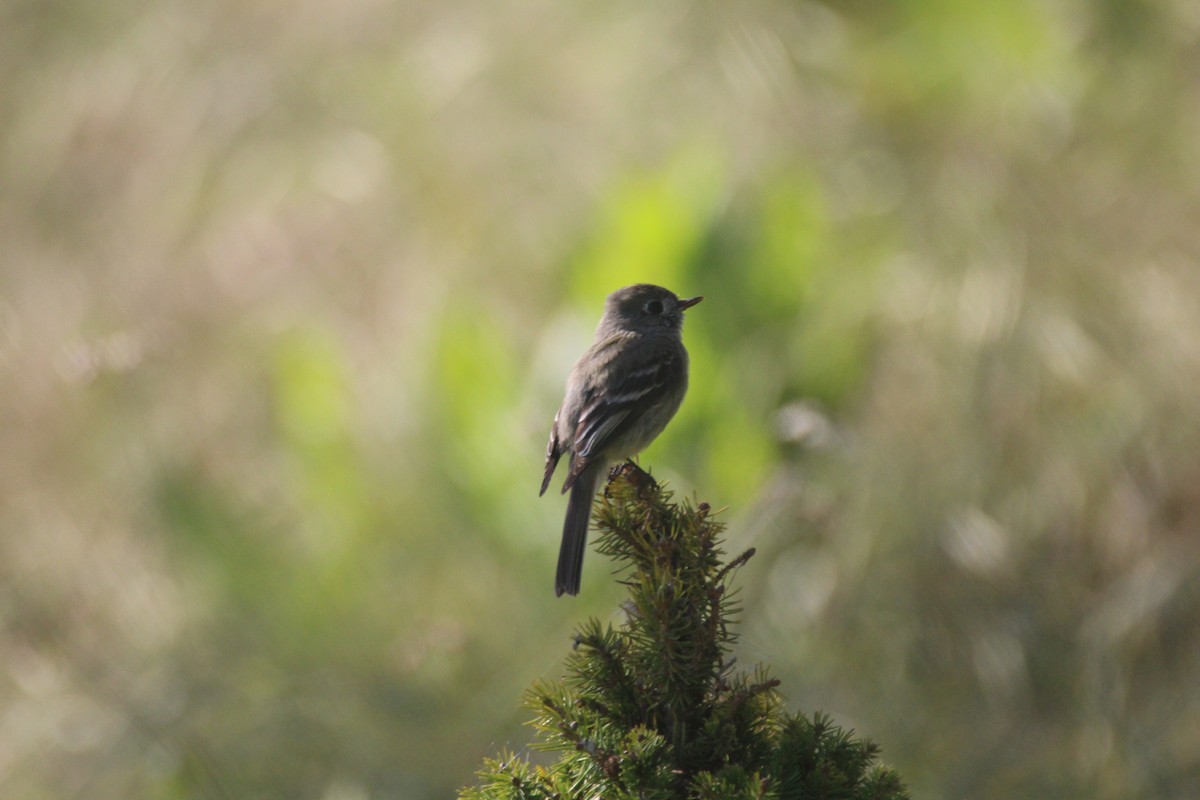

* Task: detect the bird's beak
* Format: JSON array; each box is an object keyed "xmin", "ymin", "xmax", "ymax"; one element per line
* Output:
[{"xmin": 678, "ymin": 295, "xmax": 703, "ymax": 310}]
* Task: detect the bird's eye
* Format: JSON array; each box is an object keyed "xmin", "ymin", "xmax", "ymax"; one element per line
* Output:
[{"xmin": 645, "ymin": 300, "xmax": 664, "ymax": 315}]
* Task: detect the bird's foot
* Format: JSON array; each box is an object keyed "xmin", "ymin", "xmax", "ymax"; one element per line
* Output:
[{"xmin": 606, "ymin": 460, "xmax": 657, "ymax": 496}]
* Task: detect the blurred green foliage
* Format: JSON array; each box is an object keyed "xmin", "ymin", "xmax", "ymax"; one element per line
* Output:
[{"xmin": 2, "ymin": 1, "xmax": 1199, "ymax": 798}]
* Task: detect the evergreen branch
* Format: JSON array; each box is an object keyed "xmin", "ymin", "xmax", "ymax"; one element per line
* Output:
[{"xmin": 462, "ymin": 464, "xmax": 910, "ymax": 800}]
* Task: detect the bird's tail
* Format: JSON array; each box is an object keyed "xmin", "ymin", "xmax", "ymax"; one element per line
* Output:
[{"xmin": 556, "ymin": 464, "xmax": 603, "ymax": 596}]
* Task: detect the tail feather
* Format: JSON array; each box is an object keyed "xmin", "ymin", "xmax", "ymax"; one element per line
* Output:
[{"xmin": 555, "ymin": 465, "xmax": 603, "ymax": 596}]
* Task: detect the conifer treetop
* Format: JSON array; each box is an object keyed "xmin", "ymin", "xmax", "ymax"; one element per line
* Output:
[{"xmin": 462, "ymin": 463, "xmax": 910, "ymax": 800}]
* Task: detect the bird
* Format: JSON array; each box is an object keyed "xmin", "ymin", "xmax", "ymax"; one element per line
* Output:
[{"xmin": 540, "ymin": 284, "xmax": 702, "ymax": 596}]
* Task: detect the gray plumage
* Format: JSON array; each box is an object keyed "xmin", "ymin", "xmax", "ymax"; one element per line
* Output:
[{"xmin": 541, "ymin": 284, "xmax": 701, "ymax": 596}]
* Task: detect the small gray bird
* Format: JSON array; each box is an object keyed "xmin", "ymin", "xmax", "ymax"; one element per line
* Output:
[{"xmin": 541, "ymin": 284, "xmax": 702, "ymax": 596}]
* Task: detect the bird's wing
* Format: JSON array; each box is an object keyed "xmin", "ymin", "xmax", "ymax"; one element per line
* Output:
[
  {"xmin": 561, "ymin": 342, "xmax": 683, "ymax": 492},
  {"xmin": 540, "ymin": 409, "xmax": 563, "ymax": 496}
]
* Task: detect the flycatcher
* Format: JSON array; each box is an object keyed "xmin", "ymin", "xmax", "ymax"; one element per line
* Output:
[{"xmin": 541, "ymin": 284, "xmax": 702, "ymax": 596}]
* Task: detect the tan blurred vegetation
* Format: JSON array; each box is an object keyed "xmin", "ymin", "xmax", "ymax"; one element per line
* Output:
[{"xmin": 2, "ymin": 0, "xmax": 1199, "ymax": 797}]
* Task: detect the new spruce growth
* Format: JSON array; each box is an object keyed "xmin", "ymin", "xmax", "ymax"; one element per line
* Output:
[{"xmin": 462, "ymin": 464, "xmax": 909, "ymax": 800}]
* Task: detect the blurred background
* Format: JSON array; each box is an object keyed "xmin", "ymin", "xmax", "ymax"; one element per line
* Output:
[{"xmin": 3, "ymin": 0, "xmax": 1199, "ymax": 797}]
